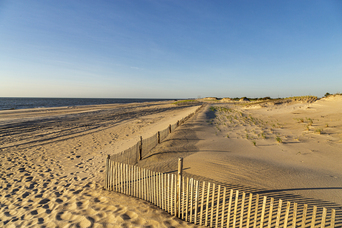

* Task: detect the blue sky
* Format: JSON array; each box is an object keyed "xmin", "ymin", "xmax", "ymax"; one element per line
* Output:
[{"xmin": 0, "ymin": 1, "xmax": 341, "ymax": 98}]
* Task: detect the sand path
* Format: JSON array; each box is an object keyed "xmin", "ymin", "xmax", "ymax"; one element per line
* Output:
[{"xmin": 139, "ymin": 97, "xmax": 342, "ymax": 226}]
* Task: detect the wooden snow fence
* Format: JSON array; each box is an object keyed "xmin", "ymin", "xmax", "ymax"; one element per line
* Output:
[
  {"xmin": 105, "ymin": 158, "xmax": 336, "ymax": 227},
  {"xmin": 108, "ymin": 105, "xmax": 203, "ymax": 165}
]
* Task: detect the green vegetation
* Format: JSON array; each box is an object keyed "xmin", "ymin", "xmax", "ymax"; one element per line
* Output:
[
  {"xmin": 315, "ymin": 128, "xmax": 323, "ymax": 134},
  {"xmin": 252, "ymin": 141, "xmax": 256, "ymax": 146},
  {"xmin": 276, "ymin": 136, "xmax": 282, "ymax": 143},
  {"xmin": 173, "ymin": 99, "xmax": 199, "ymax": 105}
]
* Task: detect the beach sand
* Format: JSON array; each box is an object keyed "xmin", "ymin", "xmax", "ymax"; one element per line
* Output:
[
  {"xmin": 139, "ymin": 96, "xmax": 342, "ymax": 225},
  {"xmin": 0, "ymin": 101, "xmax": 203, "ymax": 227},
  {"xmin": 1, "ymin": 97, "xmax": 342, "ymax": 227}
]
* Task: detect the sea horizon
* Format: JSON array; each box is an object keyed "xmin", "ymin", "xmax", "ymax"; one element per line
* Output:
[{"xmin": 0, "ymin": 97, "xmax": 177, "ymax": 110}]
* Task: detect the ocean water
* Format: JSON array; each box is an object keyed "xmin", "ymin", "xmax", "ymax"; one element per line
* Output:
[{"xmin": 0, "ymin": 98, "xmax": 172, "ymax": 110}]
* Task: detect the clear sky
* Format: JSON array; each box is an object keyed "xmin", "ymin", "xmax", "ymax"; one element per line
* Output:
[{"xmin": 0, "ymin": 1, "xmax": 341, "ymax": 99}]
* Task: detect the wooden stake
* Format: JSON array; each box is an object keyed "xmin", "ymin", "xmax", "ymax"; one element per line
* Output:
[
  {"xmin": 330, "ymin": 209, "xmax": 335, "ymax": 228},
  {"xmin": 253, "ymin": 194, "xmax": 259, "ymax": 228},
  {"xmin": 292, "ymin": 203, "xmax": 297, "ymax": 228},
  {"xmin": 190, "ymin": 178, "xmax": 194, "ymax": 223},
  {"xmin": 139, "ymin": 136, "xmax": 142, "ymax": 160},
  {"xmin": 186, "ymin": 177, "xmax": 189, "ymax": 222},
  {"xmin": 216, "ymin": 185, "xmax": 221, "ymax": 228},
  {"xmin": 275, "ymin": 199, "xmax": 282, "ymax": 228},
  {"xmin": 210, "ymin": 183, "xmax": 215, "ymax": 228},
  {"xmin": 239, "ymin": 192, "xmax": 246, "ymax": 228},
  {"xmin": 221, "ymin": 187, "xmax": 227, "ymax": 228},
  {"xmin": 301, "ymin": 204, "xmax": 307, "ymax": 228},
  {"xmin": 200, "ymin": 181, "xmax": 206, "ymax": 225},
  {"xmin": 246, "ymin": 193, "xmax": 253, "ymax": 228},
  {"xmin": 310, "ymin": 206, "xmax": 317, "ymax": 228},
  {"xmin": 321, "ymin": 207, "xmax": 327, "ymax": 228},
  {"xmin": 260, "ymin": 196, "xmax": 267, "ymax": 228},
  {"xmin": 205, "ymin": 182, "xmax": 210, "ymax": 227},
  {"xmin": 194, "ymin": 180, "xmax": 199, "ymax": 224},
  {"xmin": 177, "ymin": 157, "xmax": 183, "ymax": 217},
  {"xmin": 268, "ymin": 198, "xmax": 274, "ymax": 228},
  {"xmin": 227, "ymin": 189, "xmax": 234, "ymax": 228},
  {"xmin": 233, "ymin": 190, "xmax": 239, "ymax": 228},
  {"xmin": 284, "ymin": 201, "xmax": 291, "ymax": 228}
]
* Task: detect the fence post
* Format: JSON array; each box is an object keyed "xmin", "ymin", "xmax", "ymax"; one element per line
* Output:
[
  {"xmin": 177, "ymin": 120, "xmax": 180, "ymax": 126},
  {"xmin": 177, "ymin": 157, "xmax": 183, "ymax": 217},
  {"xmin": 169, "ymin": 124, "xmax": 172, "ymax": 133},
  {"xmin": 158, "ymin": 131, "xmax": 160, "ymax": 144},
  {"xmin": 105, "ymin": 155, "xmax": 110, "ymax": 189},
  {"xmin": 139, "ymin": 136, "xmax": 142, "ymax": 160}
]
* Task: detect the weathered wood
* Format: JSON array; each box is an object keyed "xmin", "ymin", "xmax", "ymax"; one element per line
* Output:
[
  {"xmin": 246, "ymin": 193, "xmax": 253, "ymax": 228},
  {"xmin": 239, "ymin": 192, "xmax": 246, "ymax": 228},
  {"xmin": 205, "ymin": 182, "xmax": 211, "ymax": 227},
  {"xmin": 139, "ymin": 136, "xmax": 142, "ymax": 160},
  {"xmin": 211, "ymin": 183, "xmax": 216, "ymax": 227},
  {"xmin": 228, "ymin": 189, "xmax": 236, "ymax": 228},
  {"xmin": 221, "ymin": 187, "xmax": 227, "ymax": 228},
  {"xmin": 260, "ymin": 196, "xmax": 267, "ymax": 228},
  {"xmin": 190, "ymin": 178, "xmax": 194, "ymax": 223},
  {"xmin": 186, "ymin": 177, "xmax": 189, "ymax": 222},
  {"xmin": 171, "ymin": 174, "xmax": 174, "ymax": 215},
  {"xmin": 105, "ymin": 155, "xmax": 109, "ymax": 189},
  {"xmin": 182, "ymin": 176, "xmax": 185, "ymax": 220},
  {"xmin": 292, "ymin": 202, "xmax": 297, "ymax": 228},
  {"xmin": 330, "ymin": 209, "xmax": 335, "ymax": 228},
  {"xmin": 169, "ymin": 124, "xmax": 172, "ymax": 133},
  {"xmin": 158, "ymin": 131, "xmax": 160, "ymax": 143},
  {"xmin": 301, "ymin": 204, "xmax": 308, "ymax": 228},
  {"xmin": 174, "ymin": 176, "xmax": 177, "ymax": 216},
  {"xmin": 253, "ymin": 194, "xmax": 259, "ymax": 228},
  {"xmin": 215, "ymin": 185, "xmax": 221, "ymax": 228},
  {"xmin": 284, "ymin": 201, "xmax": 291, "ymax": 228},
  {"xmin": 200, "ymin": 181, "xmax": 206, "ymax": 226},
  {"xmin": 162, "ymin": 173, "xmax": 165, "ymax": 210},
  {"xmin": 168, "ymin": 174, "xmax": 170, "ymax": 212},
  {"xmin": 233, "ymin": 190, "xmax": 239, "ymax": 228},
  {"xmin": 275, "ymin": 199, "xmax": 282, "ymax": 228},
  {"xmin": 120, "ymin": 163, "xmax": 123, "ymax": 193},
  {"xmin": 321, "ymin": 207, "xmax": 327, "ymax": 228},
  {"xmin": 194, "ymin": 180, "xmax": 199, "ymax": 225},
  {"xmin": 310, "ymin": 206, "xmax": 317, "ymax": 228},
  {"xmin": 177, "ymin": 157, "xmax": 183, "ymax": 217}
]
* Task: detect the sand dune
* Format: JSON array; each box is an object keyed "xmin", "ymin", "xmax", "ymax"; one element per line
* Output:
[{"xmin": 140, "ymin": 97, "xmax": 342, "ymax": 225}]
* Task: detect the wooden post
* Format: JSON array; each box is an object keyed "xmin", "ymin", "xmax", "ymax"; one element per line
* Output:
[
  {"xmin": 177, "ymin": 120, "xmax": 180, "ymax": 126},
  {"xmin": 284, "ymin": 201, "xmax": 291, "ymax": 228},
  {"xmin": 310, "ymin": 206, "xmax": 317, "ymax": 228},
  {"xmin": 260, "ymin": 196, "xmax": 267, "ymax": 228},
  {"xmin": 239, "ymin": 192, "xmax": 246, "ymax": 228},
  {"xmin": 157, "ymin": 131, "xmax": 160, "ymax": 143},
  {"xmin": 200, "ymin": 182, "xmax": 206, "ymax": 226},
  {"xmin": 216, "ymin": 185, "xmax": 221, "ymax": 228},
  {"xmin": 222, "ymin": 187, "xmax": 227, "ymax": 228},
  {"xmin": 268, "ymin": 198, "xmax": 274, "ymax": 228},
  {"xmin": 330, "ymin": 209, "xmax": 335, "ymax": 228},
  {"xmin": 105, "ymin": 155, "xmax": 110, "ymax": 189},
  {"xmin": 177, "ymin": 157, "xmax": 183, "ymax": 217},
  {"xmin": 301, "ymin": 204, "xmax": 308, "ymax": 228},
  {"xmin": 233, "ymin": 190, "xmax": 239, "ymax": 228},
  {"xmin": 169, "ymin": 124, "xmax": 172, "ymax": 133},
  {"xmin": 139, "ymin": 136, "xmax": 142, "ymax": 160}
]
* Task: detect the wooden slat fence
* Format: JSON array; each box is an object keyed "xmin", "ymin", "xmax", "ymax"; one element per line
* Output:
[
  {"xmin": 109, "ymin": 105, "xmax": 203, "ymax": 165},
  {"xmin": 105, "ymin": 159, "xmax": 336, "ymax": 228}
]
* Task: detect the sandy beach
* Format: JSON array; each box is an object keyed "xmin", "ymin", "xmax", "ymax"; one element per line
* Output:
[
  {"xmin": 1, "ymin": 97, "xmax": 341, "ymax": 227},
  {"xmin": 0, "ymin": 101, "xmax": 203, "ymax": 227}
]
